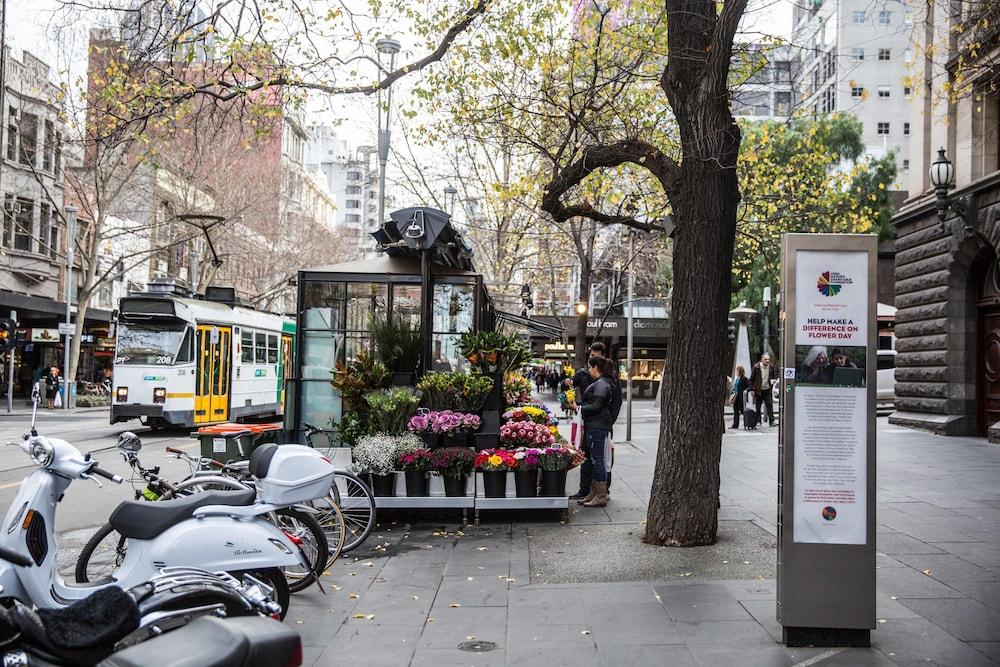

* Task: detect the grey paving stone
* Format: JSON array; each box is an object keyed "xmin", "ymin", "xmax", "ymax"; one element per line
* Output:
[
  {"xmin": 419, "ymin": 606, "xmax": 508, "ymax": 649},
  {"xmin": 410, "ymin": 647, "xmax": 507, "ymax": 667},
  {"xmin": 313, "ymin": 623, "xmax": 421, "ymax": 666},
  {"xmin": 930, "ymin": 542, "xmax": 1000, "ymax": 568},
  {"xmin": 506, "ymin": 621, "xmax": 598, "ymax": 644},
  {"xmin": 969, "ymin": 642, "xmax": 1000, "ymax": 664},
  {"xmin": 436, "ymin": 575, "xmax": 510, "ymax": 607},
  {"xmin": 596, "ymin": 643, "xmax": 700, "ymax": 666},
  {"xmin": 897, "ymin": 598, "xmax": 1000, "ymax": 641},
  {"xmin": 586, "ymin": 604, "xmax": 682, "ymax": 646},
  {"xmin": 505, "ymin": 643, "xmax": 598, "ymax": 666},
  {"xmin": 876, "ymin": 565, "xmax": 968, "ymax": 599},
  {"xmin": 893, "ymin": 553, "xmax": 1000, "ymax": 582},
  {"xmin": 871, "ymin": 617, "xmax": 996, "ymax": 666},
  {"xmin": 685, "ymin": 642, "xmax": 794, "ymax": 667},
  {"xmin": 876, "ymin": 532, "xmax": 946, "ymax": 555},
  {"xmin": 944, "ymin": 579, "xmax": 1000, "ymax": 612},
  {"xmin": 807, "ymin": 648, "xmax": 899, "ymax": 666},
  {"xmin": 673, "ymin": 620, "xmax": 775, "ymax": 644}
]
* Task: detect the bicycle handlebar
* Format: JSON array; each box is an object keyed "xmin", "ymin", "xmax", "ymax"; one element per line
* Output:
[{"xmin": 165, "ymin": 447, "xmax": 187, "ymax": 456}]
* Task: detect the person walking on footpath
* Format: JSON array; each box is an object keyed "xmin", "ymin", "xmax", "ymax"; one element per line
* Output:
[
  {"xmin": 750, "ymin": 353, "xmax": 776, "ymax": 427},
  {"xmin": 44, "ymin": 367, "xmax": 60, "ymax": 410},
  {"xmin": 535, "ymin": 369, "xmax": 545, "ymax": 395},
  {"xmin": 569, "ymin": 342, "xmax": 606, "ymax": 501},
  {"xmin": 577, "ymin": 356, "xmax": 614, "ymax": 508},
  {"xmin": 729, "ymin": 365, "xmax": 750, "ymax": 429}
]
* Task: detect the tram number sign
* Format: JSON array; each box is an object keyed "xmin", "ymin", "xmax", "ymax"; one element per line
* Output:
[{"xmin": 210, "ymin": 326, "xmax": 220, "ymax": 345}]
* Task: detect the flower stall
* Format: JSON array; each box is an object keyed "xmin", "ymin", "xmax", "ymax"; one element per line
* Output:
[{"xmin": 284, "ymin": 206, "xmax": 572, "ymax": 522}]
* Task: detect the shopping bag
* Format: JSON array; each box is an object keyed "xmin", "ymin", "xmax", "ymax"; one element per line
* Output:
[
  {"xmin": 570, "ymin": 413, "xmax": 584, "ymax": 450},
  {"xmin": 604, "ymin": 434, "xmax": 614, "ymax": 473},
  {"xmin": 53, "ymin": 389, "xmax": 62, "ymax": 408}
]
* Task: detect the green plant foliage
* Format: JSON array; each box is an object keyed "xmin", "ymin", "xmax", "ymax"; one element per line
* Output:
[
  {"xmin": 416, "ymin": 372, "xmax": 495, "ymax": 411},
  {"xmin": 370, "ymin": 316, "xmax": 422, "ymax": 375},
  {"xmin": 365, "ymin": 387, "xmax": 421, "ymax": 435}
]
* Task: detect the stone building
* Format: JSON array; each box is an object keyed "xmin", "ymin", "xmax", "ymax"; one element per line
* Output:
[{"xmin": 888, "ymin": 0, "xmax": 1000, "ymax": 437}]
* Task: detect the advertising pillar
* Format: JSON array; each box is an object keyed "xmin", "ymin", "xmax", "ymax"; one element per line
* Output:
[{"xmin": 777, "ymin": 234, "xmax": 877, "ymax": 647}]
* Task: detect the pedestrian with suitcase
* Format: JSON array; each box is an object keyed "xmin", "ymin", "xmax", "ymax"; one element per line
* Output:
[{"xmin": 729, "ymin": 365, "xmax": 750, "ymax": 429}]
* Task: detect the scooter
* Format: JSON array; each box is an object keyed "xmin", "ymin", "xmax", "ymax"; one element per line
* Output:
[{"xmin": 0, "ymin": 389, "xmax": 334, "ymax": 618}]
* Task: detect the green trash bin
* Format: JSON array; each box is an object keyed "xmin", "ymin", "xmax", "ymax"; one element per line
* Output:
[{"xmin": 195, "ymin": 423, "xmax": 283, "ymax": 463}]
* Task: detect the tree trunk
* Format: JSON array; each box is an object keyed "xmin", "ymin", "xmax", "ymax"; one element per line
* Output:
[
  {"xmin": 68, "ymin": 295, "xmax": 91, "ymax": 391},
  {"xmin": 644, "ymin": 152, "xmax": 740, "ymax": 547}
]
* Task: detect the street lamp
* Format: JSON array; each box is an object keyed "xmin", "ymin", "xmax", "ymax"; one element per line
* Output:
[
  {"xmin": 375, "ymin": 37, "xmax": 401, "ymax": 237},
  {"xmin": 443, "ymin": 185, "xmax": 458, "ymax": 215},
  {"xmin": 929, "ymin": 147, "xmax": 977, "ymax": 232},
  {"xmin": 575, "ymin": 302, "xmax": 588, "ymax": 316},
  {"xmin": 762, "ymin": 286, "xmax": 773, "ymax": 358},
  {"xmin": 63, "ymin": 205, "xmax": 78, "ymax": 410}
]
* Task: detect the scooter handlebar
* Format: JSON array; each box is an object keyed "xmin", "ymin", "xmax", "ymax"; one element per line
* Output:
[
  {"xmin": 0, "ymin": 545, "xmax": 33, "ymax": 567},
  {"xmin": 90, "ymin": 465, "xmax": 123, "ymax": 484}
]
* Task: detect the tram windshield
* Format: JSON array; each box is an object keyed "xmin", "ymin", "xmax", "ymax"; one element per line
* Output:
[{"xmin": 115, "ymin": 319, "xmax": 189, "ymax": 365}]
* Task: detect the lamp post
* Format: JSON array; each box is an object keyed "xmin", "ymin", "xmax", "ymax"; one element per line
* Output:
[
  {"xmin": 626, "ymin": 230, "xmax": 636, "ymax": 442},
  {"xmin": 443, "ymin": 185, "xmax": 457, "ymax": 216},
  {"xmin": 929, "ymin": 147, "xmax": 977, "ymax": 232},
  {"xmin": 63, "ymin": 205, "xmax": 78, "ymax": 410},
  {"xmin": 762, "ymin": 286, "xmax": 772, "ymax": 358},
  {"xmin": 375, "ymin": 38, "xmax": 401, "ymax": 235}
]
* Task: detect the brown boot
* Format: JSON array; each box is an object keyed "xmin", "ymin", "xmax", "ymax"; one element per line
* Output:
[
  {"xmin": 576, "ymin": 487, "xmax": 597, "ymax": 505},
  {"xmin": 583, "ymin": 481, "xmax": 609, "ymax": 507}
]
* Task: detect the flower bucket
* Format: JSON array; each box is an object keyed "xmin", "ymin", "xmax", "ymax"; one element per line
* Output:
[
  {"xmin": 514, "ymin": 469, "xmax": 538, "ymax": 498},
  {"xmin": 420, "ymin": 432, "xmax": 441, "ymax": 449},
  {"xmin": 540, "ymin": 470, "xmax": 567, "ymax": 497},
  {"xmin": 443, "ymin": 475, "xmax": 468, "ymax": 497},
  {"xmin": 481, "ymin": 471, "xmax": 507, "ymax": 498},
  {"xmin": 370, "ymin": 473, "xmax": 396, "ymax": 497},
  {"xmin": 404, "ymin": 470, "xmax": 429, "ymax": 497},
  {"xmin": 443, "ymin": 432, "xmax": 469, "ymax": 448}
]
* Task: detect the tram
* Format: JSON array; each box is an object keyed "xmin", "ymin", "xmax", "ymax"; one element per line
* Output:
[{"xmin": 110, "ymin": 280, "xmax": 295, "ymax": 428}]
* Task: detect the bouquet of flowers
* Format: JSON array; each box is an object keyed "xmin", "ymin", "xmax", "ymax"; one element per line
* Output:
[
  {"xmin": 503, "ymin": 405, "xmax": 557, "ymax": 427},
  {"xmin": 512, "ymin": 447, "xmax": 542, "ymax": 470},
  {"xmin": 394, "ymin": 432, "xmax": 424, "ymax": 455},
  {"xmin": 504, "ymin": 373, "xmax": 533, "ymax": 405},
  {"xmin": 500, "ymin": 420, "xmax": 556, "ymax": 449},
  {"xmin": 537, "ymin": 447, "xmax": 575, "ymax": 471},
  {"xmin": 353, "ymin": 434, "xmax": 403, "ymax": 475},
  {"xmin": 416, "ymin": 372, "xmax": 494, "ymax": 411},
  {"xmin": 407, "ymin": 410, "xmax": 481, "ymax": 435},
  {"xmin": 474, "ymin": 448, "xmax": 517, "ymax": 471},
  {"xmin": 396, "ymin": 448, "xmax": 433, "ymax": 472},
  {"xmin": 365, "ymin": 387, "xmax": 421, "ymax": 434},
  {"xmin": 430, "ymin": 447, "xmax": 476, "ymax": 479}
]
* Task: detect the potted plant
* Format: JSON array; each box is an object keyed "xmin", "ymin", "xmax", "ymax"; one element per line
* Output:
[
  {"xmin": 474, "ymin": 449, "xmax": 516, "ymax": 498},
  {"xmin": 417, "ymin": 372, "xmax": 494, "ymax": 411},
  {"xmin": 504, "ymin": 373, "xmax": 533, "ymax": 406},
  {"xmin": 365, "ymin": 387, "xmax": 421, "ymax": 434},
  {"xmin": 499, "ymin": 420, "xmax": 556, "ymax": 450},
  {"xmin": 511, "ymin": 448, "xmax": 542, "ymax": 498},
  {"xmin": 430, "ymin": 447, "xmax": 475, "ymax": 497},
  {"xmin": 537, "ymin": 447, "xmax": 575, "ymax": 497},
  {"xmin": 353, "ymin": 434, "xmax": 400, "ymax": 496},
  {"xmin": 330, "ymin": 351, "xmax": 390, "ymax": 446},
  {"xmin": 370, "ymin": 315, "xmax": 422, "ymax": 385},
  {"xmin": 397, "ymin": 448, "xmax": 432, "ymax": 497}
]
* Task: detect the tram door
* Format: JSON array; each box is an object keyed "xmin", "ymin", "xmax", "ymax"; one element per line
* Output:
[
  {"xmin": 278, "ymin": 334, "xmax": 294, "ymax": 413},
  {"xmin": 195, "ymin": 325, "xmax": 232, "ymax": 424}
]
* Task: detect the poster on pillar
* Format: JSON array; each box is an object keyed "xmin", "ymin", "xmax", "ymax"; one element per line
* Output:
[{"xmin": 792, "ymin": 249, "xmax": 869, "ymax": 545}]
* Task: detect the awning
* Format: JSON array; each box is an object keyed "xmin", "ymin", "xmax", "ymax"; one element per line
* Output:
[{"xmin": 494, "ymin": 310, "xmax": 564, "ymax": 339}]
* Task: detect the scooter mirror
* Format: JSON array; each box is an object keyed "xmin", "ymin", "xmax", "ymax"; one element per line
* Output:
[
  {"xmin": 29, "ymin": 382, "xmax": 40, "ymax": 436},
  {"xmin": 117, "ymin": 431, "xmax": 142, "ymax": 453}
]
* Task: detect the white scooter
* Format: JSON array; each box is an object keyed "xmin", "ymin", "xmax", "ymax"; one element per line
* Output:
[{"xmin": 0, "ymin": 390, "xmax": 334, "ymax": 618}]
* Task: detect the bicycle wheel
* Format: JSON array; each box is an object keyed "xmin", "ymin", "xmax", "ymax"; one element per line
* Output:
[
  {"xmin": 305, "ymin": 493, "xmax": 347, "ymax": 568},
  {"xmin": 272, "ymin": 507, "xmax": 330, "ymax": 594},
  {"xmin": 161, "ymin": 475, "xmax": 250, "ymax": 499},
  {"xmin": 328, "ymin": 470, "xmax": 376, "ymax": 553},
  {"xmin": 75, "ymin": 523, "xmax": 127, "ymax": 583}
]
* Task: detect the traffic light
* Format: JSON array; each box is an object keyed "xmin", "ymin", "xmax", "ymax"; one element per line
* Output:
[
  {"xmin": 726, "ymin": 318, "xmax": 736, "ymax": 343},
  {"xmin": 0, "ymin": 318, "xmax": 14, "ymax": 351}
]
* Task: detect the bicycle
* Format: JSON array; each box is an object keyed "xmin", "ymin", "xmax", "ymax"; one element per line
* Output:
[
  {"xmin": 301, "ymin": 423, "xmax": 376, "ymax": 554},
  {"xmin": 74, "ymin": 441, "xmax": 334, "ymax": 594}
]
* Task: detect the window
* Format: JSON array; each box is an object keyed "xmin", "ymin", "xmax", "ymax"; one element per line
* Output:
[
  {"xmin": 879, "ymin": 10, "xmax": 891, "ymax": 25},
  {"xmin": 903, "ymin": 122, "xmax": 910, "ymax": 135},
  {"xmin": 345, "ymin": 214, "xmax": 361, "ymax": 223},
  {"xmin": 267, "ymin": 334, "xmax": 279, "ymax": 364},
  {"xmin": 902, "ymin": 159, "xmax": 910, "ymax": 173},
  {"xmin": 53, "ymin": 133, "xmax": 61, "ymax": 177},
  {"xmin": 877, "ymin": 122, "xmax": 890, "ymax": 135},
  {"xmin": 1, "ymin": 194, "xmax": 12, "ymax": 247},
  {"xmin": 254, "ymin": 332, "xmax": 267, "ymax": 363},
  {"xmin": 13, "ymin": 198, "xmax": 32, "ymax": 251},
  {"xmin": 852, "ymin": 10, "xmax": 865, "ymax": 23},
  {"xmin": 851, "ymin": 48, "xmax": 865, "ymax": 61},
  {"xmin": 39, "ymin": 203, "xmax": 50, "ymax": 255},
  {"xmin": 775, "ymin": 60, "xmax": 792, "ymax": 83},
  {"xmin": 345, "ymin": 185, "xmax": 362, "ymax": 195},
  {"xmin": 346, "ymin": 199, "xmax": 360, "ymax": 209},
  {"xmin": 241, "ymin": 330, "xmax": 254, "ymax": 362},
  {"xmin": 775, "ymin": 91, "xmax": 792, "ymax": 116},
  {"xmin": 904, "ymin": 85, "xmax": 912, "ymax": 96},
  {"xmin": 18, "ymin": 113, "xmax": 37, "ymax": 166},
  {"xmin": 176, "ymin": 328, "xmax": 195, "ymax": 363},
  {"xmin": 878, "ymin": 85, "xmax": 891, "ymax": 97},
  {"xmin": 5, "ymin": 106, "xmax": 16, "ymax": 161},
  {"xmin": 851, "ymin": 86, "xmax": 865, "ymax": 98},
  {"xmin": 878, "ymin": 48, "xmax": 891, "ymax": 61},
  {"xmin": 49, "ymin": 221, "xmax": 58, "ymax": 259},
  {"xmin": 42, "ymin": 120, "xmax": 54, "ymax": 171},
  {"xmin": 904, "ymin": 49, "xmax": 914, "ymax": 63},
  {"xmin": 346, "ymin": 170, "xmax": 361, "ymax": 181}
]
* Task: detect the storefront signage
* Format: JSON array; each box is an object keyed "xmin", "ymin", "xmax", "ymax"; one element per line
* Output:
[
  {"xmin": 30, "ymin": 328, "xmax": 60, "ymax": 343},
  {"xmin": 778, "ymin": 234, "xmax": 876, "ymax": 646}
]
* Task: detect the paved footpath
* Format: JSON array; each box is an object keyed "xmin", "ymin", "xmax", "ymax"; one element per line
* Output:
[{"xmin": 290, "ymin": 397, "xmax": 999, "ymax": 666}]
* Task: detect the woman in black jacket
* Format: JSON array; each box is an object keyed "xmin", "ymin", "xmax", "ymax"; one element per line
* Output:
[
  {"xmin": 730, "ymin": 365, "xmax": 749, "ymax": 429},
  {"xmin": 577, "ymin": 356, "xmax": 613, "ymax": 507}
]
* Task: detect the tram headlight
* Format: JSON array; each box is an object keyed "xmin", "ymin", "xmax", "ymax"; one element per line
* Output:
[
  {"xmin": 29, "ymin": 439, "xmax": 54, "ymax": 467},
  {"xmin": 153, "ymin": 387, "xmax": 166, "ymax": 404},
  {"xmin": 116, "ymin": 387, "xmax": 128, "ymax": 402}
]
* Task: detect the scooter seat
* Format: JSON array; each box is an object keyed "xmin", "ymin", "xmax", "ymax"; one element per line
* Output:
[{"xmin": 109, "ymin": 490, "xmax": 256, "ymax": 541}]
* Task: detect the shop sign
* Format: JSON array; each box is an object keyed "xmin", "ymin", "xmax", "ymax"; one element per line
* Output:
[{"xmin": 30, "ymin": 328, "xmax": 61, "ymax": 343}]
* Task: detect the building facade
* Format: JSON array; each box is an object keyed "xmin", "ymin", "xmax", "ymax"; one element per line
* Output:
[
  {"xmin": 732, "ymin": 44, "xmax": 798, "ymax": 120},
  {"xmin": 888, "ymin": 0, "xmax": 1000, "ymax": 438},
  {"xmin": 792, "ymin": 0, "xmax": 914, "ymax": 184}
]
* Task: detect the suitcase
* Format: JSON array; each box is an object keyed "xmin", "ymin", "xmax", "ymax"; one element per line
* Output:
[{"xmin": 743, "ymin": 390, "xmax": 759, "ymax": 430}]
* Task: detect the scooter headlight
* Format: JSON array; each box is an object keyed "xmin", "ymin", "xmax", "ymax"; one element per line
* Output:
[{"xmin": 29, "ymin": 439, "xmax": 54, "ymax": 467}]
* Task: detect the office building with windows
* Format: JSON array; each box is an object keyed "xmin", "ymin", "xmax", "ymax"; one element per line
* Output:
[
  {"xmin": 792, "ymin": 0, "xmax": 915, "ymax": 186},
  {"xmin": 732, "ymin": 44, "xmax": 799, "ymax": 120}
]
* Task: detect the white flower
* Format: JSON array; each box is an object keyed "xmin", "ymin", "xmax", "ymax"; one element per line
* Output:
[{"xmin": 353, "ymin": 432, "xmax": 425, "ymax": 475}]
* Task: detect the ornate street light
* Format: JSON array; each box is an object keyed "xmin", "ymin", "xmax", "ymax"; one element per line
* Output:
[
  {"xmin": 443, "ymin": 185, "xmax": 458, "ymax": 215},
  {"xmin": 575, "ymin": 302, "xmax": 589, "ymax": 316},
  {"xmin": 929, "ymin": 147, "xmax": 976, "ymax": 232}
]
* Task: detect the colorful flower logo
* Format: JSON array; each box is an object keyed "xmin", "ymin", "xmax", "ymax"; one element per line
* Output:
[
  {"xmin": 821, "ymin": 506, "xmax": 837, "ymax": 521},
  {"xmin": 816, "ymin": 272, "xmax": 842, "ymax": 297}
]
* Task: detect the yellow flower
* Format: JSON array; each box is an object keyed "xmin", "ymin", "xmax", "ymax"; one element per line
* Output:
[{"xmin": 488, "ymin": 455, "xmax": 502, "ymax": 466}]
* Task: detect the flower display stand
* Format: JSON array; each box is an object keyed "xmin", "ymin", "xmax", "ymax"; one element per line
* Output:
[
  {"xmin": 472, "ymin": 472, "xmax": 569, "ymax": 525},
  {"xmin": 373, "ymin": 472, "xmax": 476, "ymax": 523}
]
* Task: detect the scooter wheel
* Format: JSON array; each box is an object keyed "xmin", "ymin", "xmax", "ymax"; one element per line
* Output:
[{"xmin": 229, "ymin": 568, "xmax": 290, "ymax": 620}]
